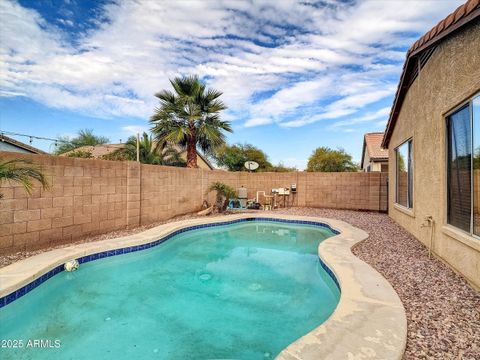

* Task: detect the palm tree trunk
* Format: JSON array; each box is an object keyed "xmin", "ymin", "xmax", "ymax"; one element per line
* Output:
[{"xmin": 186, "ymin": 131, "xmax": 197, "ymax": 168}]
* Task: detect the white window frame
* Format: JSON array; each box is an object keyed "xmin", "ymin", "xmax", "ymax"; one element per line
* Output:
[
  {"xmin": 445, "ymin": 93, "xmax": 480, "ymax": 238},
  {"xmin": 395, "ymin": 138, "xmax": 413, "ymax": 209}
]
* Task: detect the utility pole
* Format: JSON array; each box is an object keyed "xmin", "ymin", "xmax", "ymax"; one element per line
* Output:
[{"xmin": 136, "ymin": 132, "xmax": 140, "ymax": 162}]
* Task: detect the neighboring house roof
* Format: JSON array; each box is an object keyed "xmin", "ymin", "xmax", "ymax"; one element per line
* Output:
[
  {"xmin": 360, "ymin": 132, "xmax": 388, "ymax": 168},
  {"xmin": 382, "ymin": 0, "xmax": 480, "ymax": 148},
  {"xmin": 60, "ymin": 143, "xmax": 214, "ymax": 169},
  {"xmin": 60, "ymin": 144, "xmax": 124, "ymax": 158},
  {"xmin": 0, "ymin": 134, "xmax": 47, "ymax": 154}
]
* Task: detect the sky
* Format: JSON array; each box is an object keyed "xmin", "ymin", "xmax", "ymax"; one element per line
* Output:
[{"xmin": 0, "ymin": 0, "xmax": 464, "ymax": 169}]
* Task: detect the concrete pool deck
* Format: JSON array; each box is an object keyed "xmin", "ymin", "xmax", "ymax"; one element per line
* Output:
[{"xmin": 0, "ymin": 213, "xmax": 407, "ymax": 359}]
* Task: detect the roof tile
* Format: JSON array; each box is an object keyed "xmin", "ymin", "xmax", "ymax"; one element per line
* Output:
[
  {"xmin": 383, "ymin": 0, "xmax": 480, "ymax": 148},
  {"xmin": 364, "ymin": 132, "xmax": 388, "ymax": 160},
  {"xmin": 467, "ymin": 0, "xmax": 478, "ymax": 12},
  {"xmin": 408, "ymin": 0, "xmax": 479, "ymax": 55},
  {"xmin": 455, "ymin": 4, "xmax": 466, "ymax": 21},
  {"xmin": 60, "ymin": 144, "xmax": 124, "ymax": 158}
]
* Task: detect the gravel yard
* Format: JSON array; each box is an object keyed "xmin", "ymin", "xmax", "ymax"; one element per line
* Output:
[
  {"xmin": 1, "ymin": 207, "xmax": 479, "ymax": 359},
  {"xmin": 274, "ymin": 208, "xmax": 480, "ymax": 360}
]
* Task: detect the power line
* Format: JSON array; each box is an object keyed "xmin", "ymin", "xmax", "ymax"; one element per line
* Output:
[
  {"xmin": 0, "ymin": 129, "xmax": 125, "ymax": 152},
  {"xmin": 0, "ymin": 130, "xmax": 70, "ymax": 144}
]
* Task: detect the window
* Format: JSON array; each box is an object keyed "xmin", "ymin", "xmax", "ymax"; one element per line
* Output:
[
  {"xmin": 446, "ymin": 94, "xmax": 480, "ymax": 236},
  {"xmin": 395, "ymin": 139, "xmax": 413, "ymax": 208}
]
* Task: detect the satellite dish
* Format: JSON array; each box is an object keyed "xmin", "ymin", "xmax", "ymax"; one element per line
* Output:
[{"xmin": 244, "ymin": 161, "xmax": 259, "ymax": 171}]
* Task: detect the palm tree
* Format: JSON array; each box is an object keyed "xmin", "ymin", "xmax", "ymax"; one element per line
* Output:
[
  {"xmin": 207, "ymin": 182, "xmax": 236, "ymax": 212},
  {"xmin": 150, "ymin": 75, "xmax": 232, "ymax": 168},
  {"xmin": 105, "ymin": 132, "xmax": 186, "ymax": 166},
  {"xmin": 0, "ymin": 158, "xmax": 50, "ymax": 198}
]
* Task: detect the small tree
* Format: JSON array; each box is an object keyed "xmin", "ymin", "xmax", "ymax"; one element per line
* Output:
[
  {"xmin": 213, "ymin": 143, "xmax": 273, "ymax": 171},
  {"xmin": 270, "ymin": 162, "xmax": 297, "ymax": 172},
  {"xmin": 0, "ymin": 158, "xmax": 50, "ymax": 198},
  {"xmin": 207, "ymin": 182, "xmax": 236, "ymax": 212},
  {"xmin": 55, "ymin": 129, "xmax": 109, "ymax": 154},
  {"xmin": 105, "ymin": 132, "xmax": 186, "ymax": 166},
  {"xmin": 66, "ymin": 150, "xmax": 94, "ymax": 159},
  {"xmin": 307, "ymin": 147, "xmax": 358, "ymax": 172}
]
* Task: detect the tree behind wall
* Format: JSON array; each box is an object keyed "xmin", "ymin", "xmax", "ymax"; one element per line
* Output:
[
  {"xmin": 307, "ymin": 147, "xmax": 358, "ymax": 172},
  {"xmin": 104, "ymin": 132, "xmax": 186, "ymax": 166},
  {"xmin": 270, "ymin": 162, "xmax": 298, "ymax": 172},
  {"xmin": 213, "ymin": 143, "xmax": 272, "ymax": 171},
  {"xmin": 54, "ymin": 129, "xmax": 109, "ymax": 155},
  {"xmin": 150, "ymin": 75, "xmax": 232, "ymax": 168},
  {"xmin": 66, "ymin": 150, "xmax": 94, "ymax": 159}
]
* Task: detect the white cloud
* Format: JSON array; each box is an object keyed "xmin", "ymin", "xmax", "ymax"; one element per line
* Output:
[
  {"xmin": 244, "ymin": 118, "xmax": 273, "ymax": 128},
  {"xmin": 281, "ymin": 108, "xmax": 357, "ymax": 128},
  {"xmin": 57, "ymin": 18, "xmax": 74, "ymax": 27},
  {"xmin": 250, "ymin": 78, "xmax": 333, "ymax": 119},
  {"xmin": 0, "ymin": 0, "xmax": 464, "ymax": 128},
  {"xmin": 330, "ymin": 107, "xmax": 391, "ymax": 129},
  {"xmin": 279, "ymin": 80, "xmax": 396, "ymax": 128},
  {"xmin": 0, "ymin": 90, "xmax": 26, "ymax": 97},
  {"xmin": 122, "ymin": 125, "xmax": 149, "ymax": 134}
]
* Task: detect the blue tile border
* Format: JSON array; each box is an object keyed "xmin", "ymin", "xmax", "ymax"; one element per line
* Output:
[
  {"xmin": 0, "ymin": 217, "xmax": 340, "ymax": 309},
  {"xmin": 320, "ymin": 259, "xmax": 340, "ymax": 289}
]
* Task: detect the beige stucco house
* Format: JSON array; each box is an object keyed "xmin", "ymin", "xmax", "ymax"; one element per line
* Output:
[
  {"xmin": 382, "ymin": 0, "xmax": 480, "ymax": 289},
  {"xmin": 360, "ymin": 132, "xmax": 388, "ymax": 172}
]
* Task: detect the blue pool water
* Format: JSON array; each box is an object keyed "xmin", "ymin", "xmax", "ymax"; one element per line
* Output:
[{"xmin": 0, "ymin": 220, "xmax": 340, "ymax": 359}]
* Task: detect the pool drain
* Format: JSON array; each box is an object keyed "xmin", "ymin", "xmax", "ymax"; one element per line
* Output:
[{"xmin": 198, "ymin": 272, "xmax": 212, "ymax": 282}]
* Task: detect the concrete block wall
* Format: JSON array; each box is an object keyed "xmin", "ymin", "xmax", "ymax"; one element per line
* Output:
[
  {"xmin": 0, "ymin": 153, "xmax": 128, "ymax": 253},
  {"xmin": 140, "ymin": 165, "xmax": 204, "ymax": 224},
  {"xmin": 0, "ymin": 152, "xmax": 387, "ymax": 254},
  {"xmin": 303, "ymin": 172, "xmax": 387, "ymax": 211}
]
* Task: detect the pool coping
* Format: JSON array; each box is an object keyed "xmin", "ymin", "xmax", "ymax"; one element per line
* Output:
[{"xmin": 0, "ymin": 214, "xmax": 407, "ymax": 359}]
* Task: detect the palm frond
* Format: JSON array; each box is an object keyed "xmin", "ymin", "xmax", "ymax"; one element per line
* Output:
[
  {"xmin": 151, "ymin": 75, "xmax": 230, "ymax": 167},
  {"xmin": 0, "ymin": 158, "xmax": 50, "ymax": 196}
]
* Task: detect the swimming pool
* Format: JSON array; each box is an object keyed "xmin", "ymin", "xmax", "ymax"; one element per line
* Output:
[{"xmin": 0, "ymin": 219, "xmax": 340, "ymax": 359}]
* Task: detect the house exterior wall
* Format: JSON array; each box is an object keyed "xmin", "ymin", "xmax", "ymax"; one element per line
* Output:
[
  {"xmin": 0, "ymin": 142, "xmax": 33, "ymax": 154},
  {"xmin": 179, "ymin": 152, "xmax": 212, "ymax": 170},
  {"xmin": 387, "ymin": 23, "xmax": 480, "ymax": 289},
  {"xmin": 197, "ymin": 157, "xmax": 212, "ymax": 170},
  {"xmin": 0, "ymin": 152, "xmax": 387, "ymax": 255},
  {"xmin": 362, "ymin": 151, "xmax": 387, "ymax": 172},
  {"xmin": 370, "ymin": 162, "xmax": 386, "ymax": 172}
]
